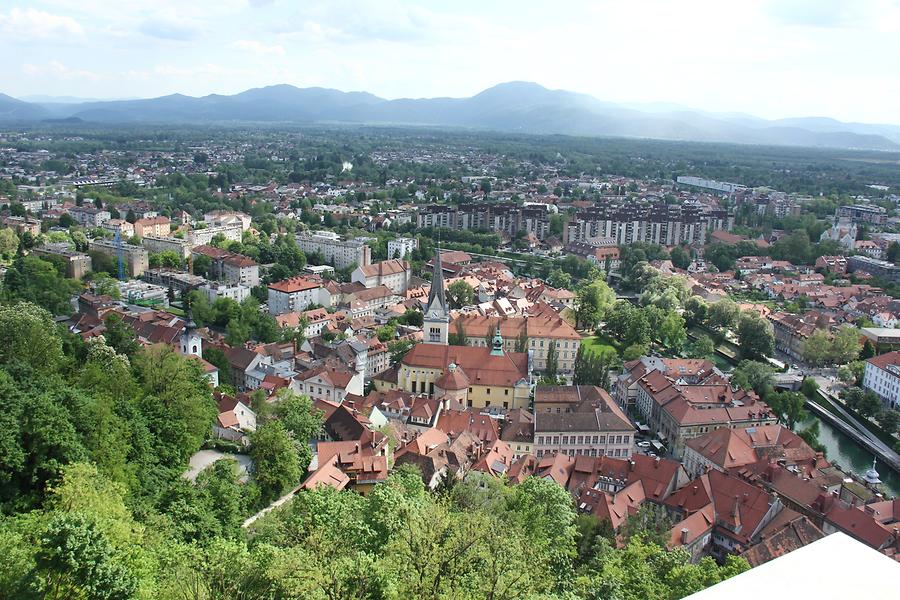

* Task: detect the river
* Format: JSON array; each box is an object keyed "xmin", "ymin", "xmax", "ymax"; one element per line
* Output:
[{"xmin": 798, "ymin": 414, "xmax": 900, "ymax": 497}]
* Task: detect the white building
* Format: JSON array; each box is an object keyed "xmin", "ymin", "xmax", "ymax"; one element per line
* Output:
[
  {"xmin": 862, "ymin": 351, "xmax": 900, "ymax": 410},
  {"xmin": 351, "ymin": 259, "xmax": 411, "ymax": 294},
  {"xmin": 201, "ymin": 282, "xmax": 251, "ymax": 304},
  {"xmin": 296, "ymin": 231, "xmax": 371, "ymax": 269},
  {"xmin": 70, "ymin": 205, "xmax": 111, "ymax": 227},
  {"xmin": 388, "ymin": 237, "xmax": 418, "ymax": 259},
  {"xmin": 189, "ymin": 223, "xmax": 243, "ymax": 246},
  {"xmin": 267, "ymin": 276, "xmax": 330, "ymax": 315}
]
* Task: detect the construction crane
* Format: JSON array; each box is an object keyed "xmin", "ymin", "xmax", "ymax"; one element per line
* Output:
[{"xmin": 113, "ymin": 229, "xmax": 125, "ymax": 281}]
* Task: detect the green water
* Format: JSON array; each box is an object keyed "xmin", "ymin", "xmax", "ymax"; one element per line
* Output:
[{"xmin": 799, "ymin": 414, "xmax": 900, "ymax": 497}]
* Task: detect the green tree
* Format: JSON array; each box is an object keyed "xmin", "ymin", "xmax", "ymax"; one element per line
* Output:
[
  {"xmin": 767, "ymin": 391, "xmax": 806, "ymax": 429},
  {"xmin": 801, "ymin": 377, "xmax": 819, "ymax": 398},
  {"xmin": 802, "ymin": 329, "xmax": 832, "ymax": 366},
  {"xmin": 447, "ymin": 280, "xmax": 474, "ymax": 309},
  {"xmin": 545, "ymin": 341, "xmax": 559, "ymax": 379},
  {"xmin": 684, "ymin": 295, "xmax": 709, "ymax": 327},
  {"xmin": 829, "ymin": 327, "xmax": 861, "ymax": 364},
  {"xmin": 707, "ymin": 298, "xmax": 740, "ymax": 331},
  {"xmin": 548, "ymin": 268, "xmax": 572, "ymax": 289},
  {"xmin": 687, "ymin": 335, "xmax": 716, "ymax": 359},
  {"xmin": 0, "ymin": 227, "xmax": 19, "ymax": 259},
  {"xmin": 0, "ymin": 302, "xmax": 66, "ymax": 372},
  {"xmin": 32, "ymin": 512, "xmax": 139, "ymax": 600},
  {"xmin": 659, "ymin": 311, "xmax": 687, "ymax": 351},
  {"xmin": 622, "ymin": 343, "xmax": 648, "ymax": 361},
  {"xmin": 737, "ymin": 312, "xmax": 774, "ymax": 360},
  {"xmin": 448, "ymin": 319, "xmax": 468, "ymax": 346},
  {"xmin": 102, "ymin": 313, "xmax": 140, "ymax": 357},
  {"xmin": 732, "ymin": 360, "xmax": 775, "ymax": 398},
  {"xmin": 271, "ymin": 390, "xmax": 323, "ymax": 473},
  {"xmin": 575, "ymin": 278, "xmax": 615, "ymax": 331},
  {"xmin": 879, "ymin": 409, "xmax": 900, "ymax": 435},
  {"xmin": 251, "ymin": 421, "xmax": 302, "ymax": 503},
  {"xmin": 669, "ymin": 245, "xmax": 691, "ymax": 269},
  {"xmin": 860, "ymin": 339, "xmax": 876, "ymax": 360},
  {"xmin": 3, "ymin": 256, "xmax": 81, "ymax": 315}
]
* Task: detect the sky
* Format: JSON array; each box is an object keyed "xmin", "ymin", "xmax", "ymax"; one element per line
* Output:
[{"xmin": 2, "ymin": 0, "xmax": 899, "ymax": 124}]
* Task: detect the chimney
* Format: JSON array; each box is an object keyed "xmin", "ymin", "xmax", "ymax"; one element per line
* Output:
[
  {"xmin": 628, "ymin": 459, "xmax": 635, "ymax": 472},
  {"xmin": 654, "ymin": 456, "xmax": 661, "ymax": 467},
  {"xmin": 680, "ymin": 528, "xmax": 689, "ymax": 544}
]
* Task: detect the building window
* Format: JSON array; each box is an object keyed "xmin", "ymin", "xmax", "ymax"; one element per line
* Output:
[
  {"xmin": 503, "ymin": 402, "xmax": 509, "ymax": 409},
  {"xmin": 562, "ymin": 436, "xmax": 569, "ymax": 445},
  {"xmin": 486, "ymin": 388, "xmax": 491, "ymax": 394},
  {"xmin": 599, "ymin": 436, "xmax": 606, "ymax": 444},
  {"xmin": 504, "ymin": 389, "xmax": 509, "ymax": 396}
]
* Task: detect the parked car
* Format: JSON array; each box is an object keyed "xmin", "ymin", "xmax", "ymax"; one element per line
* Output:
[{"xmin": 636, "ymin": 441, "xmax": 651, "ymax": 448}]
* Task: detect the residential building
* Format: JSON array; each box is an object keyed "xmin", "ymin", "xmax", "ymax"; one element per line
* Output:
[
  {"xmin": 618, "ymin": 358, "xmax": 776, "ymax": 458},
  {"xmin": 88, "ymin": 238, "xmax": 149, "ymax": 277},
  {"xmin": 69, "ymin": 205, "xmax": 111, "ymax": 227},
  {"xmin": 676, "ymin": 176, "xmax": 747, "ymax": 194},
  {"xmin": 564, "ymin": 241, "xmax": 621, "ymax": 271},
  {"xmin": 293, "ymin": 364, "xmax": 363, "ymax": 403},
  {"xmin": 847, "ymin": 255, "xmax": 900, "ymax": 283},
  {"xmin": 682, "ymin": 425, "xmax": 818, "ymax": 479},
  {"xmin": 450, "ymin": 312, "xmax": 581, "ymax": 374},
  {"xmin": 141, "ymin": 235, "xmax": 192, "ymax": 259},
  {"xmin": 533, "ymin": 385, "xmax": 635, "ymax": 458},
  {"xmin": 340, "ymin": 285, "xmax": 401, "ymax": 318},
  {"xmin": 204, "ymin": 210, "xmax": 252, "ymax": 230},
  {"xmin": 837, "ymin": 204, "xmax": 887, "ymax": 225},
  {"xmin": 200, "ymin": 282, "xmax": 251, "ymax": 304},
  {"xmin": 191, "ymin": 245, "xmax": 260, "ymax": 286},
  {"xmin": 768, "ymin": 311, "xmax": 822, "ymax": 361},
  {"xmin": 2, "ymin": 216, "xmax": 41, "ymax": 236},
  {"xmin": 566, "ymin": 200, "xmax": 731, "ymax": 246},
  {"xmin": 296, "ymin": 231, "xmax": 371, "ymax": 269},
  {"xmin": 388, "ymin": 237, "xmax": 418, "ymax": 259},
  {"xmin": 863, "ymin": 351, "xmax": 900, "ymax": 410},
  {"xmin": 351, "ymin": 259, "xmax": 411, "ymax": 294},
  {"xmin": 101, "ymin": 219, "xmax": 134, "ymax": 237},
  {"xmin": 267, "ymin": 276, "xmax": 329, "ymax": 315},
  {"xmin": 814, "ymin": 255, "xmax": 847, "ymax": 274},
  {"xmin": 33, "ymin": 243, "xmax": 92, "ymax": 279},
  {"xmin": 133, "ymin": 216, "xmax": 171, "ymax": 238},
  {"xmin": 188, "ymin": 223, "xmax": 243, "ymax": 246}
]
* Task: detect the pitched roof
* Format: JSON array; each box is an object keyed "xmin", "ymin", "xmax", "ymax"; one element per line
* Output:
[
  {"xmin": 268, "ymin": 276, "xmax": 321, "ymax": 293},
  {"xmin": 401, "ymin": 344, "xmax": 528, "ymax": 387},
  {"xmin": 358, "ymin": 259, "xmax": 409, "ymax": 278},
  {"xmin": 741, "ymin": 516, "xmax": 825, "ymax": 567}
]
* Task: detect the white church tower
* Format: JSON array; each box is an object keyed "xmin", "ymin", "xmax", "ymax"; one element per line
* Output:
[
  {"xmin": 180, "ymin": 307, "xmax": 202, "ymax": 358},
  {"xmin": 423, "ymin": 248, "xmax": 450, "ymax": 345}
]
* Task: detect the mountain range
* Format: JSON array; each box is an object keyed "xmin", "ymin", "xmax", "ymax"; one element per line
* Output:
[{"xmin": 2, "ymin": 81, "xmax": 899, "ymax": 151}]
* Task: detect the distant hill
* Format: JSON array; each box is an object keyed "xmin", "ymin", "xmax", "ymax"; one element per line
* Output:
[
  {"xmin": 0, "ymin": 93, "xmax": 49, "ymax": 120},
  {"xmin": 4, "ymin": 82, "xmax": 899, "ymax": 151}
]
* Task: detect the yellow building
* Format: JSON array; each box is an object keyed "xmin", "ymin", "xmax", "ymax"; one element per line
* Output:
[{"xmin": 388, "ymin": 330, "xmax": 531, "ymax": 410}]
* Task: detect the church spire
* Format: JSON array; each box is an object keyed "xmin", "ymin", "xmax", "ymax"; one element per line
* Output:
[
  {"xmin": 423, "ymin": 246, "xmax": 449, "ymax": 344},
  {"xmin": 425, "ymin": 247, "xmax": 448, "ymax": 319}
]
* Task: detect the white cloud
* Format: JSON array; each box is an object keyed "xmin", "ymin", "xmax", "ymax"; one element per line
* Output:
[
  {"xmin": 0, "ymin": 7, "xmax": 83, "ymax": 39},
  {"xmin": 231, "ymin": 39, "xmax": 285, "ymax": 55},
  {"xmin": 21, "ymin": 61, "xmax": 101, "ymax": 81}
]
